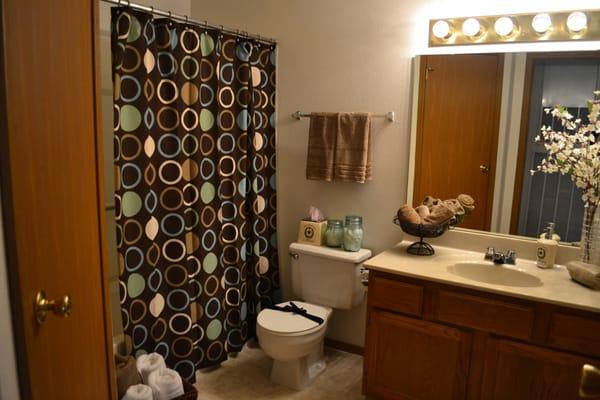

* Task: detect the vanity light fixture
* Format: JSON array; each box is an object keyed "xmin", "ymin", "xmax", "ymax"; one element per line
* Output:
[
  {"xmin": 462, "ymin": 17, "xmax": 483, "ymax": 38},
  {"xmin": 429, "ymin": 9, "xmax": 600, "ymax": 47},
  {"xmin": 531, "ymin": 13, "xmax": 552, "ymax": 34},
  {"xmin": 494, "ymin": 16, "xmax": 517, "ymax": 38},
  {"xmin": 566, "ymin": 11, "xmax": 588, "ymax": 34},
  {"xmin": 432, "ymin": 20, "xmax": 452, "ymax": 40}
]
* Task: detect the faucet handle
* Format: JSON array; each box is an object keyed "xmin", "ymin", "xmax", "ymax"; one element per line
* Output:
[
  {"xmin": 485, "ymin": 247, "xmax": 495, "ymax": 260},
  {"xmin": 505, "ymin": 250, "xmax": 517, "ymax": 265}
]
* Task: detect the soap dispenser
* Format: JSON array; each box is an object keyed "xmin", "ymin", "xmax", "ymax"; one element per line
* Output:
[{"xmin": 536, "ymin": 222, "xmax": 558, "ymax": 269}]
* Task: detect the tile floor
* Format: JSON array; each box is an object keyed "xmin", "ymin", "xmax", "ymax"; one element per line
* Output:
[{"xmin": 195, "ymin": 345, "xmax": 365, "ymax": 399}]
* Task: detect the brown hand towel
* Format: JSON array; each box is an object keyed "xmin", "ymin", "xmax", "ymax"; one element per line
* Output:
[
  {"xmin": 333, "ymin": 112, "xmax": 373, "ymax": 183},
  {"xmin": 457, "ymin": 194, "xmax": 475, "ymax": 214},
  {"xmin": 424, "ymin": 203, "xmax": 455, "ymax": 225},
  {"xmin": 444, "ymin": 199, "xmax": 465, "ymax": 216},
  {"xmin": 306, "ymin": 112, "xmax": 338, "ymax": 181},
  {"xmin": 116, "ymin": 354, "xmax": 142, "ymax": 399},
  {"xmin": 423, "ymin": 195, "xmax": 442, "ymax": 208},
  {"xmin": 397, "ymin": 205, "xmax": 421, "ymax": 225},
  {"xmin": 415, "ymin": 205, "xmax": 430, "ymax": 219}
]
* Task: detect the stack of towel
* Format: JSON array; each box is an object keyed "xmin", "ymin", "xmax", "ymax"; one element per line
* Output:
[
  {"xmin": 120, "ymin": 352, "xmax": 185, "ymax": 400},
  {"xmin": 397, "ymin": 194, "xmax": 475, "ymax": 227},
  {"xmin": 306, "ymin": 112, "xmax": 373, "ymax": 183},
  {"xmin": 566, "ymin": 261, "xmax": 600, "ymax": 290}
]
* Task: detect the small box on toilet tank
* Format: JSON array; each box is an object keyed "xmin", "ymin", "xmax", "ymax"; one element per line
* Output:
[{"xmin": 297, "ymin": 219, "xmax": 327, "ymax": 246}]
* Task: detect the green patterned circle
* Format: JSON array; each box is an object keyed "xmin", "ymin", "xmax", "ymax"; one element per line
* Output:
[
  {"xmin": 121, "ymin": 104, "xmax": 142, "ymax": 132},
  {"xmin": 206, "ymin": 319, "xmax": 222, "ymax": 340},
  {"xmin": 200, "ymin": 182, "xmax": 215, "ymax": 204},
  {"xmin": 127, "ymin": 273, "xmax": 145, "ymax": 298},
  {"xmin": 203, "ymin": 253, "xmax": 218, "ymax": 274},
  {"xmin": 122, "ymin": 191, "xmax": 142, "ymax": 217},
  {"xmin": 199, "ymin": 109, "xmax": 214, "ymax": 131},
  {"xmin": 127, "ymin": 17, "xmax": 142, "ymax": 43},
  {"xmin": 200, "ymin": 33, "xmax": 215, "ymax": 56}
]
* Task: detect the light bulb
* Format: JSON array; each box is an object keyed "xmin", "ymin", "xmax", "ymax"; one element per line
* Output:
[
  {"xmin": 494, "ymin": 17, "xmax": 515, "ymax": 37},
  {"xmin": 567, "ymin": 11, "xmax": 587, "ymax": 34},
  {"xmin": 432, "ymin": 20, "xmax": 452, "ymax": 39},
  {"xmin": 531, "ymin": 13, "xmax": 552, "ymax": 34},
  {"xmin": 462, "ymin": 18, "xmax": 482, "ymax": 38}
]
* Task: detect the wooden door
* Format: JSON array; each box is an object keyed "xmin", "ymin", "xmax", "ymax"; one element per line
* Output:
[
  {"xmin": 481, "ymin": 339, "xmax": 593, "ymax": 399},
  {"xmin": 0, "ymin": 1, "xmax": 114, "ymax": 399},
  {"xmin": 363, "ymin": 310, "xmax": 472, "ymax": 400},
  {"xmin": 414, "ymin": 54, "xmax": 503, "ymax": 231}
]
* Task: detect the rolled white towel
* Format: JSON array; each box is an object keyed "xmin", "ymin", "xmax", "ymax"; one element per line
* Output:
[
  {"xmin": 136, "ymin": 353, "xmax": 166, "ymax": 384},
  {"xmin": 122, "ymin": 384, "xmax": 153, "ymax": 400},
  {"xmin": 147, "ymin": 369, "xmax": 185, "ymax": 400}
]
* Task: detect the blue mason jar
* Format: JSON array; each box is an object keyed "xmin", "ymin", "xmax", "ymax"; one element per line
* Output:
[
  {"xmin": 325, "ymin": 220, "xmax": 344, "ymax": 248},
  {"xmin": 343, "ymin": 215, "xmax": 363, "ymax": 252}
]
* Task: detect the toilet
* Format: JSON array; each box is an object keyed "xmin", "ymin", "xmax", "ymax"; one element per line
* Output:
[{"xmin": 256, "ymin": 242, "xmax": 372, "ymax": 390}]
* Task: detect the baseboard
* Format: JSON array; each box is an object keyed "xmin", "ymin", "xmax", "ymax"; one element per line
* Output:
[{"xmin": 324, "ymin": 338, "xmax": 364, "ymax": 355}]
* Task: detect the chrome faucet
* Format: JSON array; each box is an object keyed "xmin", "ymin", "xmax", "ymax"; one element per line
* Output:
[{"xmin": 485, "ymin": 247, "xmax": 516, "ymax": 265}]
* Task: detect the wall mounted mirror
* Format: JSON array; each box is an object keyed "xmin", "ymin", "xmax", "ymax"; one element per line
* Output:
[{"xmin": 408, "ymin": 51, "xmax": 600, "ymax": 245}]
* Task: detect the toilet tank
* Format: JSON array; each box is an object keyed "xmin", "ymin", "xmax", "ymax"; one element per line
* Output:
[{"xmin": 289, "ymin": 242, "xmax": 372, "ymax": 310}]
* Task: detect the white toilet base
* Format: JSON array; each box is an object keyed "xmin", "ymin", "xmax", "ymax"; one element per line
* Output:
[{"xmin": 269, "ymin": 342, "xmax": 326, "ymax": 390}]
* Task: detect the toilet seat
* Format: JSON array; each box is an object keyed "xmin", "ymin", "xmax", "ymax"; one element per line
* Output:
[{"xmin": 257, "ymin": 301, "xmax": 332, "ymax": 336}]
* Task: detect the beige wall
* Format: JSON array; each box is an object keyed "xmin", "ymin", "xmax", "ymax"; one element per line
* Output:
[
  {"xmin": 99, "ymin": 0, "xmax": 192, "ymax": 341},
  {"xmin": 192, "ymin": 0, "xmax": 418, "ymax": 347},
  {"xmin": 0, "ymin": 181, "xmax": 20, "ymax": 400}
]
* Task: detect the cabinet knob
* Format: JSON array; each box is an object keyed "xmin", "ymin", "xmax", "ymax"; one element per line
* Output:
[
  {"xmin": 580, "ymin": 364, "xmax": 600, "ymax": 398},
  {"xmin": 35, "ymin": 290, "xmax": 72, "ymax": 324},
  {"xmin": 479, "ymin": 164, "xmax": 490, "ymax": 173}
]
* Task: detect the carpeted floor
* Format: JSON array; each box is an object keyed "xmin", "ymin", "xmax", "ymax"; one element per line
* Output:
[{"xmin": 195, "ymin": 345, "xmax": 365, "ymax": 399}]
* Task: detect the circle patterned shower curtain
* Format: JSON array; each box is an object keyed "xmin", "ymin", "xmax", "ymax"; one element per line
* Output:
[{"xmin": 111, "ymin": 7, "xmax": 278, "ymax": 381}]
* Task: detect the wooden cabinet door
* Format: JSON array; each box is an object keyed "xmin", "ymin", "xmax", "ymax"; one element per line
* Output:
[
  {"xmin": 481, "ymin": 339, "xmax": 593, "ymax": 400},
  {"xmin": 363, "ymin": 310, "xmax": 472, "ymax": 400},
  {"xmin": 0, "ymin": 1, "xmax": 113, "ymax": 399},
  {"xmin": 414, "ymin": 54, "xmax": 503, "ymax": 231}
]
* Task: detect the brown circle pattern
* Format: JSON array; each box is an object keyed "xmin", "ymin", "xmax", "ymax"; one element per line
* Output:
[{"xmin": 112, "ymin": 7, "xmax": 278, "ymax": 380}]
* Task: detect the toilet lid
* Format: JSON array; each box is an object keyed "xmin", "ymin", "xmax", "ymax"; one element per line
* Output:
[{"xmin": 257, "ymin": 301, "xmax": 331, "ymax": 334}]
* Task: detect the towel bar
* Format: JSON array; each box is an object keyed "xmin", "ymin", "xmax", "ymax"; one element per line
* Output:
[{"xmin": 292, "ymin": 111, "xmax": 395, "ymax": 122}]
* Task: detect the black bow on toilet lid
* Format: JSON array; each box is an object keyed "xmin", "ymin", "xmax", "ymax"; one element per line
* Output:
[{"xmin": 267, "ymin": 302, "xmax": 325, "ymax": 325}]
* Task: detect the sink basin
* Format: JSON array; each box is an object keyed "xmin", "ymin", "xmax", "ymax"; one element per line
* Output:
[{"xmin": 447, "ymin": 262, "xmax": 543, "ymax": 287}]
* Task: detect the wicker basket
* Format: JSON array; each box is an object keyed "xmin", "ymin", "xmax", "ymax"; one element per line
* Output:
[
  {"xmin": 393, "ymin": 215, "xmax": 459, "ymax": 256},
  {"xmin": 173, "ymin": 379, "xmax": 198, "ymax": 400}
]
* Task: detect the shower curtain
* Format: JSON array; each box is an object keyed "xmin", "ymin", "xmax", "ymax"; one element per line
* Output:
[{"xmin": 111, "ymin": 7, "xmax": 278, "ymax": 380}]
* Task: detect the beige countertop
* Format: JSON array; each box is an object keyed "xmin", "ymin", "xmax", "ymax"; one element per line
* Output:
[{"xmin": 365, "ymin": 241, "xmax": 600, "ymax": 314}]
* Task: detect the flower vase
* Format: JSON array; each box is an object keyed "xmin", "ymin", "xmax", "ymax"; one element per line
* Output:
[{"xmin": 581, "ymin": 203, "xmax": 600, "ymax": 265}]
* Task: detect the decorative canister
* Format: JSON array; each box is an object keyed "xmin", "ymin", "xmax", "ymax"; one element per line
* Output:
[
  {"xmin": 343, "ymin": 215, "xmax": 364, "ymax": 252},
  {"xmin": 325, "ymin": 220, "xmax": 344, "ymax": 248}
]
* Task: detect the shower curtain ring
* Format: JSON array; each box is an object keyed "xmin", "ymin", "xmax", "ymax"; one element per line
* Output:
[
  {"xmin": 185, "ymin": 15, "xmax": 188, "ymax": 25},
  {"xmin": 127, "ymin": 0, "xmax": 130, "ymax": 6}
]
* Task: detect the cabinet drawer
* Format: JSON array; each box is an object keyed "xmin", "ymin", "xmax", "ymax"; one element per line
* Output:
[
  {"xmin": 435, "ymin": 290, "xmax": 534, "ymax": 340},
  {"xmin": 548, "ymin": 313, "xmax": 600, "ymax": 358},
  {"xmin": 368, "ymin": 274, "xmax": 423, "ymax": 316}
]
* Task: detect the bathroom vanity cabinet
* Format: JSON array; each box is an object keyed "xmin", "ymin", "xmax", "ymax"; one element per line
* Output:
[{"xmin": 362, "ymin": 270, "xmax": 600, "ymax": 400}]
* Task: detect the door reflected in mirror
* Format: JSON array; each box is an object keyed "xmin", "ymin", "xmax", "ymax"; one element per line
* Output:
[{"xmin": 410, "ymin": 51, "xmax": 600, "ymax": 244}]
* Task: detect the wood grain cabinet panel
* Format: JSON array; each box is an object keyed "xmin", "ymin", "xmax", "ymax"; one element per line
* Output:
[
  {"xmin": 481, "ymin": 339, "xmax": 594, "ymax": 400},
  {"xmin": 548, "ymin": 313, "xmax": 600, "ymax": 358},
  {"xmin": 363, "ymin": 272, "xmax": 600, "ymax": 399},
  {"xmin": 368, "ymin": 273, "xmax": 423, "ymax": 317},
  {"xmin": 435, "ymin": 290, "xmax": 534, "ymax": 340},
  {"xmin": 364, "ymin": 310, "xmax": 471, "ymax": 400}
]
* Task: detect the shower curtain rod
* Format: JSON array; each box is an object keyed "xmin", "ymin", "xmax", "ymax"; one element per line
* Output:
[{"xmin": 100, "ymin": 0, "xmax": 277, "ymax": 45}]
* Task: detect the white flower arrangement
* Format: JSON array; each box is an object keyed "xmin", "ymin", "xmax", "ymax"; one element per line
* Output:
[{"xmin": 531, "ymin": 91, "xmax": 600, "ymax": 208}]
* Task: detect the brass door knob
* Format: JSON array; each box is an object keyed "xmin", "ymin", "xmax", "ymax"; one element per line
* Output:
[
  {"xmin": 479, "ymin": 164, "xmax": 490, "ymax": 173},
  {"xmin": 580, "ymin": 364, "xmax": 600, "ymax": 398},
  {"xmin": 35, "ymin": 290, "xmax": 72, "ymax": 324}
]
